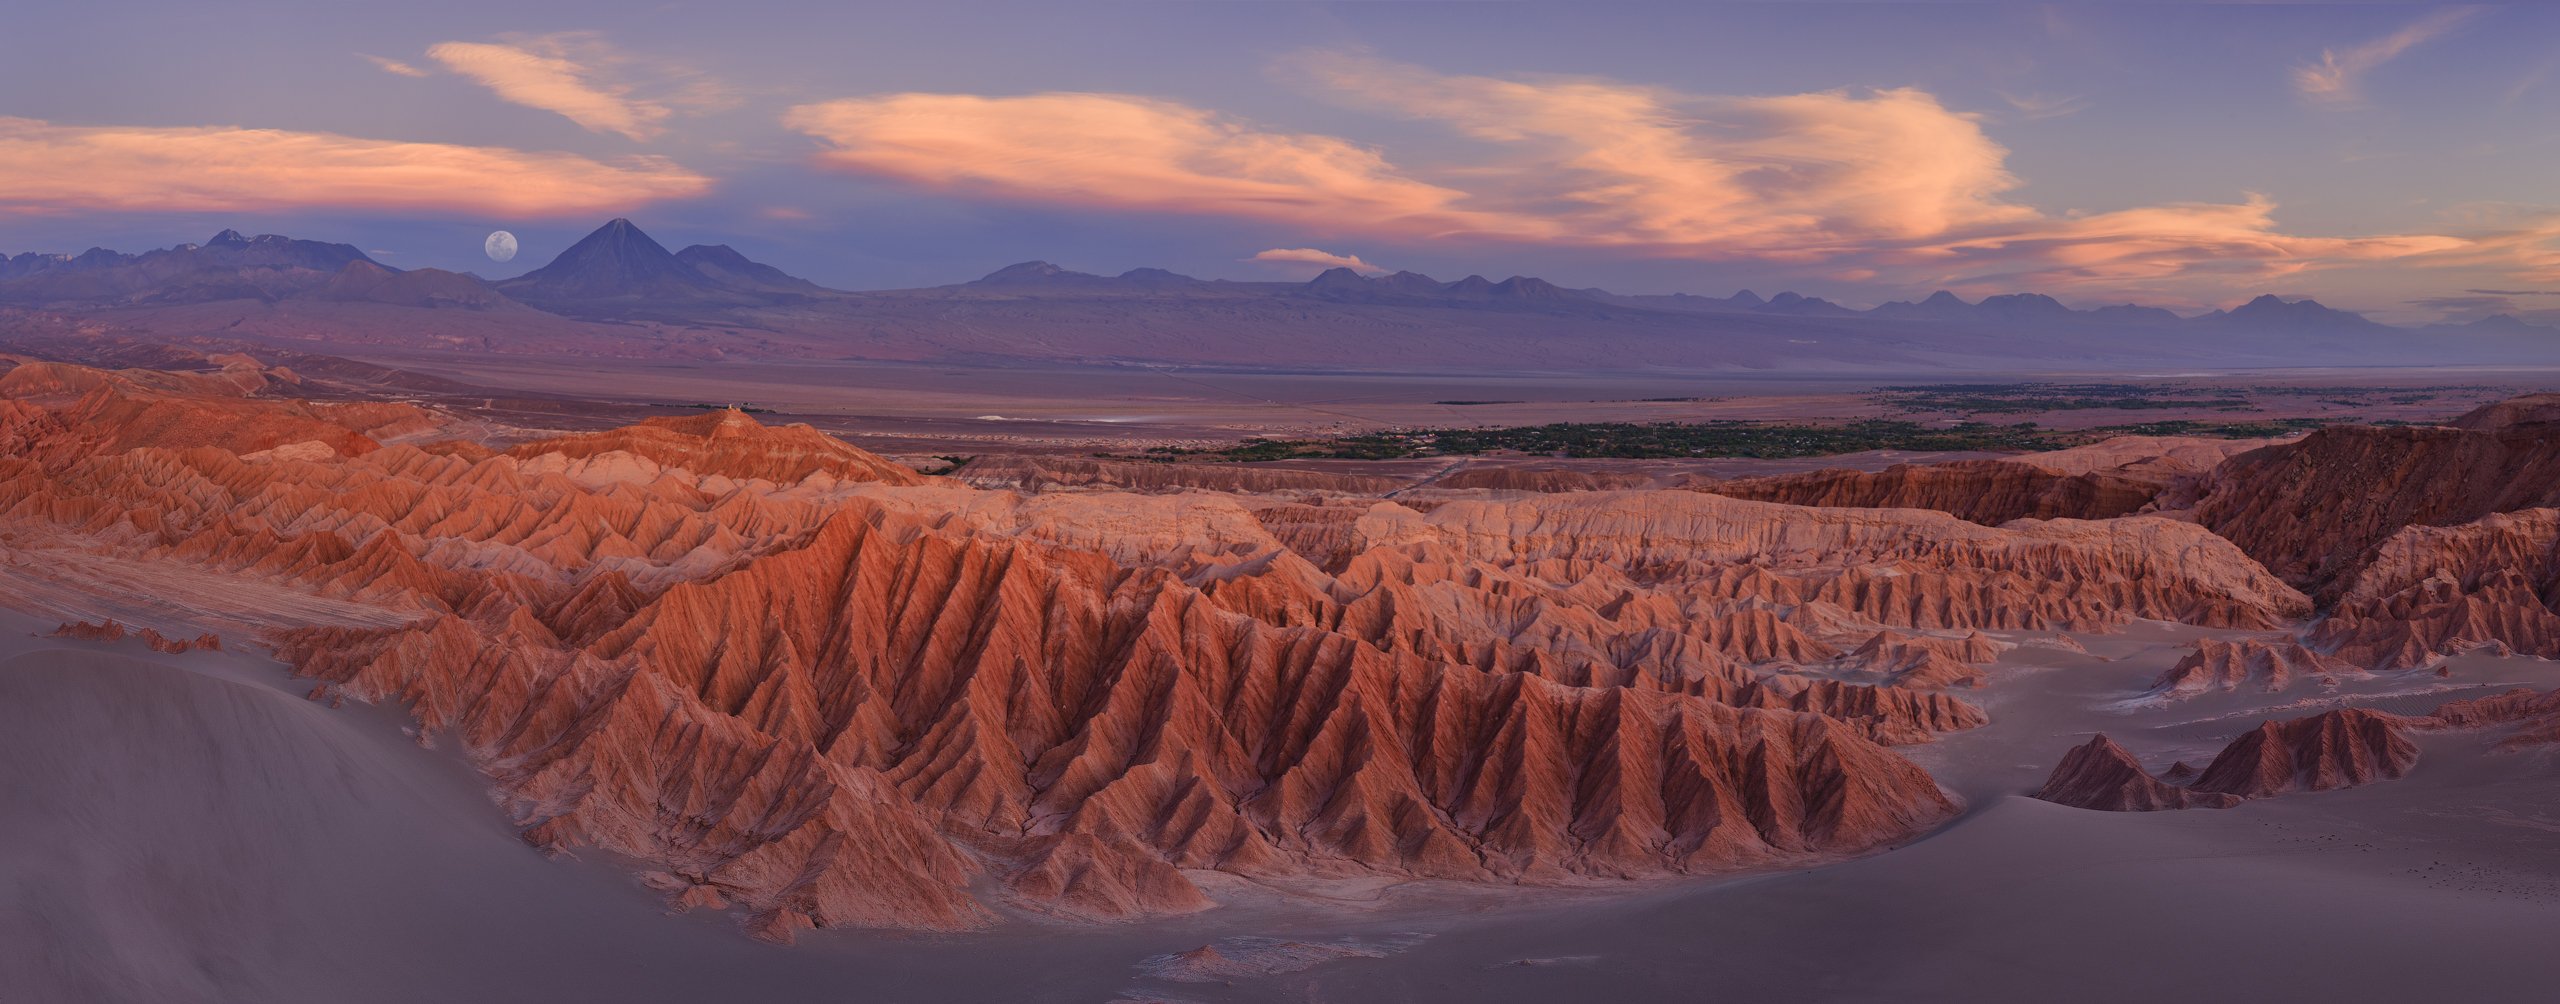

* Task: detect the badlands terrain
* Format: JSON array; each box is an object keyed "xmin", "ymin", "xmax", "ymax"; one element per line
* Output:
[{"xmin": 8, "ymin": 341, "xmax": 2560, "ymax": 1002}]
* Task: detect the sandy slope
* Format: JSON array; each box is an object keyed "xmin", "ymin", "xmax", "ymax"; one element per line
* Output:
[
  {"xmin": 0, "ymin": 632, "xmax": 1227, "ymax": 1003},
  {"xmin": 13, "ymin": 619, "xmax": 2560, "ymax": 1003},
  {"xmin": 1137, "ymin": 630, "xmax": 2560, "ymax": 1003}
]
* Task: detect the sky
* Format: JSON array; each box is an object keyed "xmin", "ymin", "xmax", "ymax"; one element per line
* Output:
[{"xmin": 6, "ymin": 1, "xmax": 2560, "ymax": 322}]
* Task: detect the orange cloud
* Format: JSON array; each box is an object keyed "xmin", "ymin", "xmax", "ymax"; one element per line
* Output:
[
  {"xmin": 361, "ymin": 54, "xmax": 429, "ymax": 78},
  {"xmin": 428, "ymin": 35, "xmax": 670, "ymax": 140},
  {"xmin": 1287, "ymin": 53, "xmax": 2037, "ymax": 253},
  {"xmin": 1249, "ymin": 248, "xmax": 1388, "ymax": 274},
  {"xmin": 0, "ymin": 117, "xmax": 712, "ymax": 217},
  {"xmin": 783, "ymin": 92, "xmax": 1502, "ymax": 237},
  {"xmin": 1906, "ymin": 195, "xmax": 2469, "ymax": 296},
  {"xmin": 784, "ymin": 55, "xmax": 2497, "ymax": 298}
]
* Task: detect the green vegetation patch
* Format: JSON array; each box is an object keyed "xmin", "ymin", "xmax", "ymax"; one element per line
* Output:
[
  {"xmin": 1874, "ymin": 383, "xmax": 2252, "ymax": 414},
  {"xmin": 1105, "ymin": 415, "xmax": 2329, "ymax": 465}
]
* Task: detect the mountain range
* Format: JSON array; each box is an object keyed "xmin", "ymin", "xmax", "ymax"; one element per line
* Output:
[{"xmin": 1, "ymin": 218, "xmax": 2552, "ymax": 371}]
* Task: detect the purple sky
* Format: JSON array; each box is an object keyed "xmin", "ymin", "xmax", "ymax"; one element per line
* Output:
[{"xmin": 6, "ymin": 2, "xmax": 2559, "ymax": 321}]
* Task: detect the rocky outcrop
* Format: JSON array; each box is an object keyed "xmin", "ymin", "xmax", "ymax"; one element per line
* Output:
[
  {"xmin": 6, "ymin": 394, "xmax": 2085, "ymax": 940},
  {"xmin": 0, "ymin": 381, "xmax": 2378, "ymax": 942},
  {"xmin": 953, "ymin": 455, "xmax": 1406, "ymax": 495},
  {"xmin": 2188, "ymin": 709, "xmax": 2421, "ymax": 797},
  {"xmin": 507, "ymin": 409, "xmax": 927, "ymax": 486},
  {"xmin": 2406, "ymin": 687, "xmax": 2560, "ymax": 750},
  {"xmin": 2312, "ymin": 509, "xmax": 2560, "ymax": 669},
  {"xmin": 45, "ymin": 619, "xmax": 222, "ymax": 652},
  {"xmin": 2186, "ymin": 398, "xmax": 2560, "ymax": 598},
  {"xmin": 2011, "ymin": 435, "xmax": 2274, "ymax": 480},
  {"xmin": 2035, "ymin": 735, "xmax": 2242, "ymax": 811},
  {"xmin": 1830, "ymin": 630, "xmax": 2010, "ymax": 690},
  {"xmin": 1692, "ymin": 436, "xmax": 2268, "ymax": 526},
  {"xmin": 1431, "ymin": 467, "xmax": 1656, "ymax": 493},
  {"xmin": 1700, "ymin": 459, "xmax": 2161, "ymax": 525},
  {"xmin": 1385, "ymin": 492, "xmax": 2310, "ymax": 632},
  {"xmin": 275, "ymin": 507, "xmax": 1968, "ymax": 936},
  {"xmin": 2143, "ymin": 637, "xmax": 2363, "ymax": 702},
  {"xmin": 2038, "ymin": 708, "xmax": 2420, "ymax": 812}
]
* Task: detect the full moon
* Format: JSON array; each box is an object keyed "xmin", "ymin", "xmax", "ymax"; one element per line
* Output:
[{"xmin": 483, "ymin": 230, "xmax": 518, "ymax": 263}]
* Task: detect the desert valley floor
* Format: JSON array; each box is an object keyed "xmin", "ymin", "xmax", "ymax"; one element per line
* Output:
[{"xmin": 8, "ymin": 346, "xmax": 2560, "ymax": 1002}]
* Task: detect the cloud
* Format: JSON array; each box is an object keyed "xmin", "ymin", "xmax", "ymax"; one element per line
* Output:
[
  {"xmin": 1287, "ymin": 53, "xmax": 2466, "ymax": 293},
  {"xmin": 2292, "ymin": 8, "xmax": 2477, "ymax": 104},
  {"xmin": 1249, "ymin": 248, "xmax": 1388, "ymax": 274},
  {"xmin": 784, "ymin": 92, "xmax": 1496, "ymax": 238},
  {"xmin": 1996, "ymin": 91, "xmax": 2089, "ymax": 120},
  {"xmin": 0, "ymin": 117, "xmax": 712, "ymax": 217},
  {"xmin": 1285, "ymin": 52, "xmax": 2039, "ymax": 252},
  {"xmin": 2409, "ymin": 294, "xmax": 2514, "ymax": 320},
  {"xmin": 428, "ymin": 34, "xmax": 671, "ymax": 140},
  {"xmin": 1906, "ymin": 194, "xmax": 2464, "ymax": 294},
  {"xmin": 361, "ymin": 54, "xmax": 429, "ymax": 78},
  {"xmin": 758, "ymin": 206, "xmax": 815, "ymax": 221},
  {"xmin": 783, "ymin": 53, "xmax": 2497, "ymax": 299}
]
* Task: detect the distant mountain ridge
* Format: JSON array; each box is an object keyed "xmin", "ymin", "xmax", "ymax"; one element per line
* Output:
[
  {"xmin": 0, "ymin": 230, "xmax": 378, "ymax": 304},
  {"xmin": 495, "ymin": 219, "xmax": 836, "ymax": 312},
  {"xmin": 5, "ymin": 218, "xmax": 2557, "ymax": 372},
  {"xmin": 1, "ymin": 218, "xmax": 2529, "ymax": 334},
  {"xmin": 0, "ymin": 220, "xmax": 833, "ymax": 317},
  {"xmin": 944, "ymin": 257, "xmax": 2509, "ymax": 337}
]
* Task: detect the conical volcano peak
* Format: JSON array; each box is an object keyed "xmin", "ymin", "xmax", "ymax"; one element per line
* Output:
[{"xmin": 499, "ymin": 218, "xmax": 719, "ymax": 302}]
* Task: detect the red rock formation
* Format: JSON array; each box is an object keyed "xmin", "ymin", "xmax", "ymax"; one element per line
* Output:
[
  {"xmin": 2040, "ymin": 709, "xmax": 2420, "ymax": 812},
  {"xmin": 2011, "ymin": 435, "xmax": 2274, "ymax": 481},
  {"xmin": 140, "ymin": 628, "xmax": 223, "ymax": 652},
  {"xmin": 2144, "ymin": 637, "xmax": 2363, "ymax": 701},
  {"xmin": 2186, "ymin": 397, "xmax": 2560, "ymax": 598},
  {"xmin": 1833, "ymin": 630, "xmax": 2008, "ymax": 690},
  {"xmin": 2312, "ymin": 509, "xmax": 2560, "ymax": 669},
  {"xmin": 1432, "ymin": 467, "xmax": 1656, "ymax": 493},
  {"xmin": 2188, "ymin": 709, "xmax": 2420, "ymax": 798},
  {"xmin": 956, "ymin": 456, "xmax": 1407, "ymax": 495},
  {"xmin": 507, "ymin": 409, "xmax": 926, "ymax": 486},
  {"xmin": 1390, "ymin": 492, "xmax": 2309, "ymax": 632},
  {"xmin": 1701, "ymin": 460, "xmax": 2160, "ymax": 525},
  {"xmin": 2405, "ymin": 687, "xmax": 2560, "ymax": 749},
  {"xmin": 48, "ymin": 619, "xmax": 128, "ymax": 642},
  {"xmin": 42, "ymin": 619, "xmax": 218, "ymax": 652},
  {"xmin": 0, "ymin": 383, "xmax": 2350, "ymax": 941},
  {"xmin": 2034, "ymin": 735, "xmax": 2242, "ymax": 811},
  {"xmin": 275, "ymin": 506, "xmax": 1971, "ymax": 936}
]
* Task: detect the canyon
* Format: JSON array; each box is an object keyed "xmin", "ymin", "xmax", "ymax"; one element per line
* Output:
[{"xmin": 7, "ymin": 348, "xmax": 2560, "ymax": 1002}]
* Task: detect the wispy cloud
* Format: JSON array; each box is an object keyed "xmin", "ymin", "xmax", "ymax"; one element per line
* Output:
[
  {"xmin": 2409, "ymin": 293, "xmax": 2514, "ymax": 320},
  {"xmin": 361, "ymin": 54, "xmax": 429, "ymax": 78},
  {"xmin": 2292, "ymin": 8, "xmax": 2478, "ymax": 104},
  {"xmin": 782, "ymin": 52, "xmax": 2495, "ymax": 299},
  {"xmin": 1996, "ymin": 91, "xmax": 2089, "ymax": 120},
  {"xmin": 1249, "ymin": 248, "xmax": 1388, "ymax": 274},
  {"xmin": 0, "ymin": 116, "xmax": 710, "ymax": 217},
  {"xmin": 783, "ymin": 92, "xmax": 1489, "ymax": 234},
  {"xmin": 428, "ymin": 33, "xmax": 673, "ymax": 140},
  {"xmin": 2505, "ymin": 50, "xmax": 2559, "ymax": 107}
]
